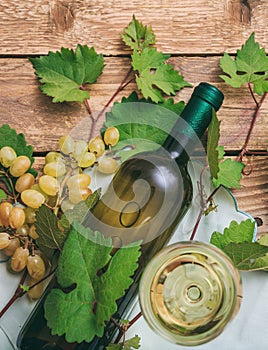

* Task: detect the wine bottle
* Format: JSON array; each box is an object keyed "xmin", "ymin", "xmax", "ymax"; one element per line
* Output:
[{"xmin": 17, "ymin": 82, "xmax": 224, "ymax": 350}]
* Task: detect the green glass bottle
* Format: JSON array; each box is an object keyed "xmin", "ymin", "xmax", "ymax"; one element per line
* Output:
[{"xmin": 17, "ymin": 82, "xmax": 224, "ymax": 350}]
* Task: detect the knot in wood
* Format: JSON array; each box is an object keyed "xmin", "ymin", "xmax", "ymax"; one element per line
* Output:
[{"xmin": 50, "ymin": 1, "xmax": 74, "ymax": 33}]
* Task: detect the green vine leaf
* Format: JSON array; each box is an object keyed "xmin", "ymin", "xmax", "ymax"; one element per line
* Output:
[
  {"xmin": 121, "ymin": 15, "xmax": 155, "ymax": 51},
  {"xmin": 30, "ymin": 45, "xmax": 105, "ymax": 103},
  {"xmin": 0, "ymin": 189, "xmax": 7, "ymax": 202},
  {"xmin": 207, "ymin": 109, "xmax": 220, "ymax": 179},
  {"xmin": 35, "ymin": 205, "xmax": 67, "ymax": 258},
  {"xmin": 210, "ymin": 219, "xmax": 255, "ymax": 249},
  {"xmin": 220, "ymin": 32, "xmax": 268, "ymax": 95},
  {"xmin": 105, "ymin": 92, "xmax": 184, "ymax": 160},
  {"xmin": 44, "ymin": 221, "xmax": 141, "ymax": 343},
  {"xmin": 132, "ymin": 48, "xmax": 191, "ymax": 103},
  {"xmin": 106, "ymin": 335, "xmax": 141, "ymax": 350},
  {"xmin": 212, "ymin": 158, "xmax": 245, "ymax": 189}
]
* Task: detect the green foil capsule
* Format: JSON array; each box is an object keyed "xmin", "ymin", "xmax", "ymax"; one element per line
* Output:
[{"xmin": 139, "ymin": 241, "xmax": 242, "ymax": 346}]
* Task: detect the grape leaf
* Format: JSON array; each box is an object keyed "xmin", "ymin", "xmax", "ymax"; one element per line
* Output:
[
  {"xmin": 220, "ymin": 33, "xmax": 268, "ymax": 95},
  {"xmin": 35, "ymin": 205, "xmax": 67, "ymax": 258},
  {"xmin": 0, "ymin": 189, "xmax": 7, "ymax": 202},
  {"xmin": 210, "ymin": 219, "xmax": 255, "ymax": 249},
  {"xmin": 105, "ymin": 93, "xmax": 184, "ymax": 159},
  {"xmin": 133, "ymin": 48, "xmax": 191, "ymax": 103},
  {"xmin": 44, "ymin": 221, "xmax": 141, "ymax": 343},
  {"xmin": 107, "ymin": 335, "xmax": 141, "ymax": 349},
  {"xmin": 59, "ymin": 189, "xmax": 101, "ymax": 231},
  {"xmin": 222, "ymin": 241, "xmax": 268, "ymax": 271},
  {"xmin": 258, "ymin": 233, "xmax": 268, "ymax": 246},
  {"xmin": 212, "ymin": 158, "xmax": 244, "ymax": 189},
  {"xmin": 0, "ymin": 124, "xmax": 35, "ymax": 168},
  {"xmin": 30, "ymin": 45, "xmax": 104, "ymax": 103},
  {"xmin": 121, "ymin": 15, "xmax": 155, "ymax": 51},
  {"xmin": 207, "ymin": 109, "xmax": 220, "ymax": 179}
]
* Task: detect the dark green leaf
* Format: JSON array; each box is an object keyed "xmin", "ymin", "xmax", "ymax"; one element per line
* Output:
[
  {"xmin": 35, "ymin": 205, "xmax": 67, "ymax": 258},
  {"xmin": 207, "ymin": 109, "xmax": 220, "ymax": 179},
  {"xmin": 44, "ymin": 221, "xmax": 141, "ymax": 343},
  {"xmin": 121, "ymin": 15, "xmax": 155, "ymax": 51},
  {"xmin": 30, "ymin": 45, "xmax": 104, "ymax": 102},
  {"xmin": 106, "ymin": 335, "xmax": 141, "ymax": 349}
]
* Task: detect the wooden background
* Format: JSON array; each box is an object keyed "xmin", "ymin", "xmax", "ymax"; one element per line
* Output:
[{"xmin": 0, "ymin": 0, "xmax": 267, "ymax": 234}]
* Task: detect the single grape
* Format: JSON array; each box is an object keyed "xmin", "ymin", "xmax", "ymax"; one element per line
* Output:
[
  {"xmin": 0, "ymin": 202, "xmax": 13, "ymax": 226},
  {"xmin": 67, "ymin": 173, "xmax": 91, "ymax": 190},
  {"xmin": 3, "ymin": 237, "xmax": 20, "ymax": 256},
  {"xmin": 104, "ymin": 126, "xmax": 120, "ymax": 147},
  {"xmin": 9, "ymin": 206, "xmax": 26, "ymax": 229},
  {"xmin": 59, "ymin": 135, "xmax": 75, "ymax": 154},
  {"xmin": 44, "ymin": 161, "xmax": 66, "ymax": 178},
  {"xmin": 9, "ymin": 155, "xmax": 31, "ymax": 177},
  {"xmin": 88, "ymin": 136, "xmax": 105, "ymax": 157},
  {"xmin": 31, "ymin": 184, "xmax": 49, "ymax": 202},
  {"xmin": 73, "ymin": 140, "xmax": 88, "ymax": 161},
  {"xmin": 39, "ymin": 175, "xmax": 59, "ymax": 196},
  {"xmin": 29, "ymin": 224, "xmax": 39, "ymax": 240},
  {"xmin": 0, "ymin": 146, "xmax": 17, "ymax": 168},
  {"xmin": 69, "ymin": 187, "xmax": 92, "ymax": 204},
  {"xmin": 24, "ymin": 207, "xmax": 36, "ymax": 224},
  {"xmin": 78, "ymin": 152, "xmax": 96, "ymax": 168},
  {"xmin": 61, "ymin": 198, "xmax": 75, "ymax": 212},
  {"xmin": 21, "ymin": 189, "xmax": 46, "ymax": 209},
  {"xmin": 45, "ymin": 151, "xmax": 62, "ymax": 164},
  {"xmin": 0, "ymin": 232, "xmax": 10, "ymax": 249},
  {"xmin": 11, "ymin": 246, "xmax": 29, "ymax": 272},
  {"xmin": 16, "ymin": 223, "xmax": 30, "ymax": 236},
  {"xmin": 27, "ymin": 277, "xmax": 44, "ymax": 300},
  {"xmin": 15, "ymin": 173, "xmax": 35, "ymax": 193},
  {"xmin": 97, "ymin": 157, "xmax": 119, "ymax": 174},
  {"xmin": 27, "ymin": 254, "xmax": 46, "ymax": 280}
]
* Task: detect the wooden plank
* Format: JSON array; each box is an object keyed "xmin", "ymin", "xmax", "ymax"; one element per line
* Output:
[
  {"xmin": 32, "ymin": 156, "xmax": 268, "ymax": 235},
  {"xmin": 0, "ymin": 57, "xmax": 267, "ymax": 152},
  {"xmin": 0, "ymin": 0, "xmax": 267, "ymax": 55}
]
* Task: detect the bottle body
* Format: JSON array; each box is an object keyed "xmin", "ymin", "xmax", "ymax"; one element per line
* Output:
[{"xmin": 17, "ymin": 83, "xmax": 224, "ymax": 350}]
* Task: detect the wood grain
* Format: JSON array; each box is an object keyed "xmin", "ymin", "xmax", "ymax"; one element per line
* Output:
[
  {"xmin": 0, "ymin": 57, "xmax": 267, "ymax": 152},
  {"xmin": 0, "ymin": 0, "xmax": 267, "ymax": 55}
]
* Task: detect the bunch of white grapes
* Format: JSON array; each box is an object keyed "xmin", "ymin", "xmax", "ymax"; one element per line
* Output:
[{"xmin": 0, "ymin": 126, "xmax": 120, "ymax": 299}]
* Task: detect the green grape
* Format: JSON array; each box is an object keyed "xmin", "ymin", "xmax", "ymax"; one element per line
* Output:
[
  {"xmin": 0, "ymin": 201, "xmax": 13, "ymax": 226},
  {"xmin": 9, "ymin": 155, "xmax": 31, "ymax": 177},
  {"xmin": 27, "ymin": 254, "xmax": 46, "ymax": 280},
  {"xmin": 59, "ymin": 135, "xmax": 75, "ymax": 154},
  {"xmin": 104, "ymin": 126, "xmax": 120, "ymax": 147},
  {"xmin": 60, "ymin": 198, "xmax": 75, "ymax": 212},
  {"xmin": 88, "ymin": 136, "xmax": 105, "ymax": 157},
  {"xmin": 73, "ymin": 140, "xmax": 88, "ymax": 161},
  {"xmin": 0, "ymin": 146, "xmax": 17, "ymax": 168},
  {"xmin": 16, "ymin": 223, "xmax": 30, "ymax": 236},
  {"xmin": 45, "ymin": 151, "xmax": 62, "ymax": 164},
  {"xmin": 78, "ymin": 151, "xmax": 96, "ymax": 168},
  {"xmin": 97, "ymin": 157, "xmax": 119, "ymax": 174},
  {"xmin": 27, "ymin": 277, "xmax": 44, "ymax": 300},
  {"xmin": 39, "ymin": 175, "xmax": 59, "ymax": 196},
  {"xmin": 3, "ymin": 237, "xmax": 20, "ymax": 256},
  {"xmin": 67, "ymin": 173, "xmax": 91, "ymax": 190},
  {"xmin": 24, "ymin": 207, "xmax": 36, "ymax": 224},
  {"xmin": 21, "ymin": 189, "xmax": 46, "ymax": 209},
  {"xmin": 0, "ymin": 232, "xmax": 10, "ymax": 249},
  {"xmin": 44, "ymin": 161, "xmax": 66, "ymax": 178},
  {"xmin": 11, "ymin": 246, "xmax": 29, "ymax": 272},
  {"xmin": 15, "ymin": 173, "xmax": 35, "ymax": 193},
  {"xmin": 9, "ymin": 206, "xmax": 26, "ymax": 229},
  {"xmin": 69, "ymin": 187, "xmax": 92, "ymax": 204},
  {"xmin": 28, "ymin": 224, "xmax": 39, "ymax": 240}
]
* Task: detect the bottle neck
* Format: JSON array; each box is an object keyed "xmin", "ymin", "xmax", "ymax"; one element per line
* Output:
[{"xmin": 162, "ymin": 83, "xmax": 224, "ymax": 162}]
